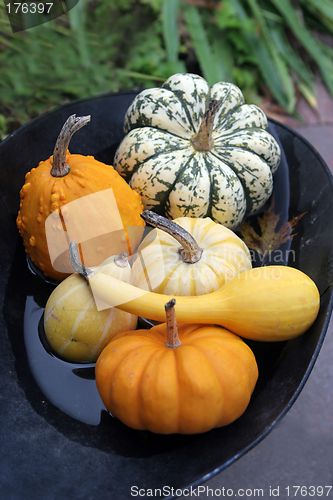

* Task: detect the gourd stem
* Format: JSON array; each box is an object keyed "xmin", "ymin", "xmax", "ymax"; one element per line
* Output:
[
  {"xmin": 51, "ymin": 114, "xmax": 91, "ymax": 177},
  {"xmin": 69, "ymin": 241, "xmax": 96, "ymax": 283},
  {"xmin": 165, "ymin": 299, "xmax": 182, "ymax": 348},
  {"xmin": 114, "ymin": 252, "xmax": 129, "ymax": 268},
  {"xmin": 191, "ymin": 100, "xmax": 221, "ymax": 152},
  {"xmin": 140, "ymin": 210, "xmax": 203, "ymax": 264}
]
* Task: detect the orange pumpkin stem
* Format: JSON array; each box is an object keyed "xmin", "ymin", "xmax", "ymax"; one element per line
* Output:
[
  {"xmin": 165, "ymin": 299, "xmax": 182, "ymax": 348},
  {"xmin": 51, "ymin": 114, "xmax": 91, "ymax": 177},
  {"xmin": 191, "ymin": 100, "xmax": 221, "ymax": 152},
  {"xmin": 141, "ymin": 210, "xmax": 203, "ymax": 264}
]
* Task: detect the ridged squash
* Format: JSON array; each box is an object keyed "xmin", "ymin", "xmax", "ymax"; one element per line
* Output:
[
  {"xmin": 131, "ymin": 211, "xmax": 252, "ymax": 295},
  {"xmin": 95, "ymin": 299, "xmax": 259, "ymax": 434},
  {"xmin": 114, "ymin": 73, "xmax": 281, "ymax": 229},
  {"xmin": 44, "ymin": 253, "xmax": 138, "ymax": 363}
]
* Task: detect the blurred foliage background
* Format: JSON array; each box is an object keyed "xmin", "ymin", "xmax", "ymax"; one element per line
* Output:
[{"xmin": 1, "ymin": 0, "xmax": 333, "ymax": 139}]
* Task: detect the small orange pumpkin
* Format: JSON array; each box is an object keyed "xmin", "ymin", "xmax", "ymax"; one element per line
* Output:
[
  {"xmin": 95, "ymin": 299, "xmax": 258, "ymax": 434},
  {"xmin": 16, "ymin": 115, "xmax": 145, "ymax": 282}
]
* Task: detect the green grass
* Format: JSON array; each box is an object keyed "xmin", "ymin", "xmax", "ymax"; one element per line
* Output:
[{"xmin": 0, "ymin": 0, "xmax": 333, "ymax": 138}]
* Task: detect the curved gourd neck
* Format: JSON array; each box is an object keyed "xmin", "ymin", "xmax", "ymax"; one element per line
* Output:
[{"xmin": 88, "ymin": 271, "xmax": 215, "ymax": 322}]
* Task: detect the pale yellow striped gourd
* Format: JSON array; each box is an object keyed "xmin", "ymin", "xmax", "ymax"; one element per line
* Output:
[{"xmin": 44, "ymin": 253, "xmax": 137, "ymax": 363}]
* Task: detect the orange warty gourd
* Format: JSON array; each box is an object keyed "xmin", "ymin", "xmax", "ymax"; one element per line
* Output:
[
  {"xmin": 16, "ymin": 114, "xmax": 144, "ymax": 282},
  {"xmin": 95, "ymin": 299, "xmax": 258, "ymax": 434}
]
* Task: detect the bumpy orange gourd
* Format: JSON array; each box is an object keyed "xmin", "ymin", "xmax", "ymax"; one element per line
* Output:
[
  {"xmin": 16, "ymin": 114, "xmax": 144, "ymax": 282},
  {"xmin": 95, "ymin": 299, "xmax": 258, "ymax": 434}
]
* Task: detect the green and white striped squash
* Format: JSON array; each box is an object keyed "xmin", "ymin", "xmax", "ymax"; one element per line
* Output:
[
  {"xmin": 114, "ymin": 73, "xmax": 281, "ymax": 229},
  {"xmin": 44, "ymin": 253, "xmax": 138, "ymax": 363}
]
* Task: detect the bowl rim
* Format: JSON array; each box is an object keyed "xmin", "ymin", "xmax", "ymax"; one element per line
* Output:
[{"xmin": 1, "ymin": 91, "xmax": 333, "ymax": 498}]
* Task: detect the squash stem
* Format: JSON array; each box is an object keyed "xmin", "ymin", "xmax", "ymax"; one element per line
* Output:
[
  {"xmin": 69, "ymin": 241, "xmax": 96, "ymax": 283},
  {"xmin": 141, "ymin": 210, "xmax": 203, "ymax": 264},
  {"xmin": 51, "ymin": 114, "xmax": 91, "ymax": 177},
  {"xmin": 165, "ymin": 299, "xmax": 182, "ymax": 348},
  {"xmin": 191, "ymin": 100, "xmax": 221, "ymax": 152},
  {"xmin": 114, "ymin": 252, "xmax": 129, "ymax": 268}
]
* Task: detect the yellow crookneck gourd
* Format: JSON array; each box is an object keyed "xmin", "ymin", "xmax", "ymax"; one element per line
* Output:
[
  {"xmin": 44, "ymin": 252, "xmax": 138, "ymax": 363},
  {"xmin": 69, "ymin": 242, "xmax": 320, "ymax": 343},
  {"xmin": 131, "ymin": 211, "xmax": 252, "ymax": 296}
]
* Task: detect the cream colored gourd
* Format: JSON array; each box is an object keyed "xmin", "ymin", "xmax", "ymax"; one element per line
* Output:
[
  {"xmin": 131, "ymin": 211, "xmax": 252, "ymax": 295},
  {"xmin": 69, "ymin": 242, "xmax": 320, "ymax": 342},
  {"xmin": 44, "ymin": 253, "xmax": 138, "ymax": 362}
]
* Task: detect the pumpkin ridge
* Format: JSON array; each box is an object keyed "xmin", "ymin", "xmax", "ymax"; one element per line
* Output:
[
  {"xmin": 201, "ymin": 254, "xmax": 245, "ymax": 279},
  {"xmin": 156, "ymin": 262, "xmax": 186, "ymax": 295},
  {"xmin": 206, "ymin": 152, "xmax": 247, "ymax": 227},
  {"xmin": 212, "ymin": 340, "xmax": 258, "ymax": 396},
  {"xmin": 163, "ymin": 151, "xmax": 198, "ymax": 217},
  {"xmin": 167, "ymin": 152, "xmax": 211, "ymax": 219},
  {"xmin": 208, "ymin": 85, "xmax": 227, "ymax": 114},
  {"xmin": 213, "ymin": 103, "xmax": 266, "ymax": 134},
  {"xmin": 163, "ymin": 89, "xmax": 198, "ymax": 135},
  {"xmin": 127, "ymin": 139, "xmax": 190, "ymax": 181},
  {"xmin": 163, "ymin": 73, "xmax": 210, "ymax": 135},
  {"xmin": 193, "ymin": 335, "xmax": 257, "ymax": 374},
  {"xmin": 171, "ymin": 344, "xmax": 188, "ymax": 430},
  {"xmin": 126, "ymin": 90, "xmax": 192, "ymax": 137},
  {"xmin": 213, "ymin": 142, "xmax": 274, "ymax": 170},
  {"xmin": 173, "ymin": 344, "xmax": 224, "ymax": 431},
  {"xmin": 142, "ymin": 346, "xmax": 181, "ymax": 433},
  {"xmin": 189, "ymin": 217, "xmax": 216, "ymax": 242},
  {"xmin": 210, "ymin": 149, "xmax": 258, "ymax": 178},
  {"xmin": 90, "ymin": 307, "xmax": 116, "ymax": 360},
  {"xmin": 107, "ymin": 343, "xmax": 158, "ymax": 428},
  {"xmin": 199, "ymin": 152, "xmax": 233, "ymax": 221},
  {"xmin": 212, "ymin": 103, "xmax": 246, "ymax": 132},
  {"xmin": 69, "ymin": 296, "xmax": 96, "ymax": 343},
  {"xmin": 201, "ymin": 153, "xmax": 215, "ymax": 220},
  {"xmin": 192, "ymin": 340, "xmax": 256, "ymax": 425},
  {"xmin": 208, "ymin": 84, "xmax": 240, "ymax": 131},
  {"xmin": 136, "ymin": 346, "xmax": 173, "ymax": 428},
  {"xmin": 193, "ymin": 332, "xmax": 257, "ymax": 373},
  {"xmin": 196, "ymin": 261, "xmax": 227, "ymax": 289},
  {"xmin": 209, "ymin": 149, "xmax": 262, "ymax": 214}
]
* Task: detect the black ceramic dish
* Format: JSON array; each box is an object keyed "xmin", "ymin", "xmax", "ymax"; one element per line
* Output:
[{"xmin": 0, "ymin": 91, "xmax": 333, "ymax": 500}]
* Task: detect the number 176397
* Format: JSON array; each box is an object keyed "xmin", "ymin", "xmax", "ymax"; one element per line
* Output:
[
  {"xmin": 286, "ymin": 486, "xmax": 332, "ymax": 497},
  {"xmin": 6, "ymin": 3, "xmax": 53, "ymax": 14}
]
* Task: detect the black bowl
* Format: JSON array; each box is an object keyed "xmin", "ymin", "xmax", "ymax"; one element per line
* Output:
[{"xmin": 0, "ymin": 91, "xmax": 332, "ymax": 500}]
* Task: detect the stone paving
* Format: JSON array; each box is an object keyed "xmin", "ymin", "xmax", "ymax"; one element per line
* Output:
[
  {"xmin": 205, "ymin": 79, "xmax": 333, "ymax": 497},
  {"xmin": 281, "ymin": 79, "xmax": 333, "ymax": 174}
]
